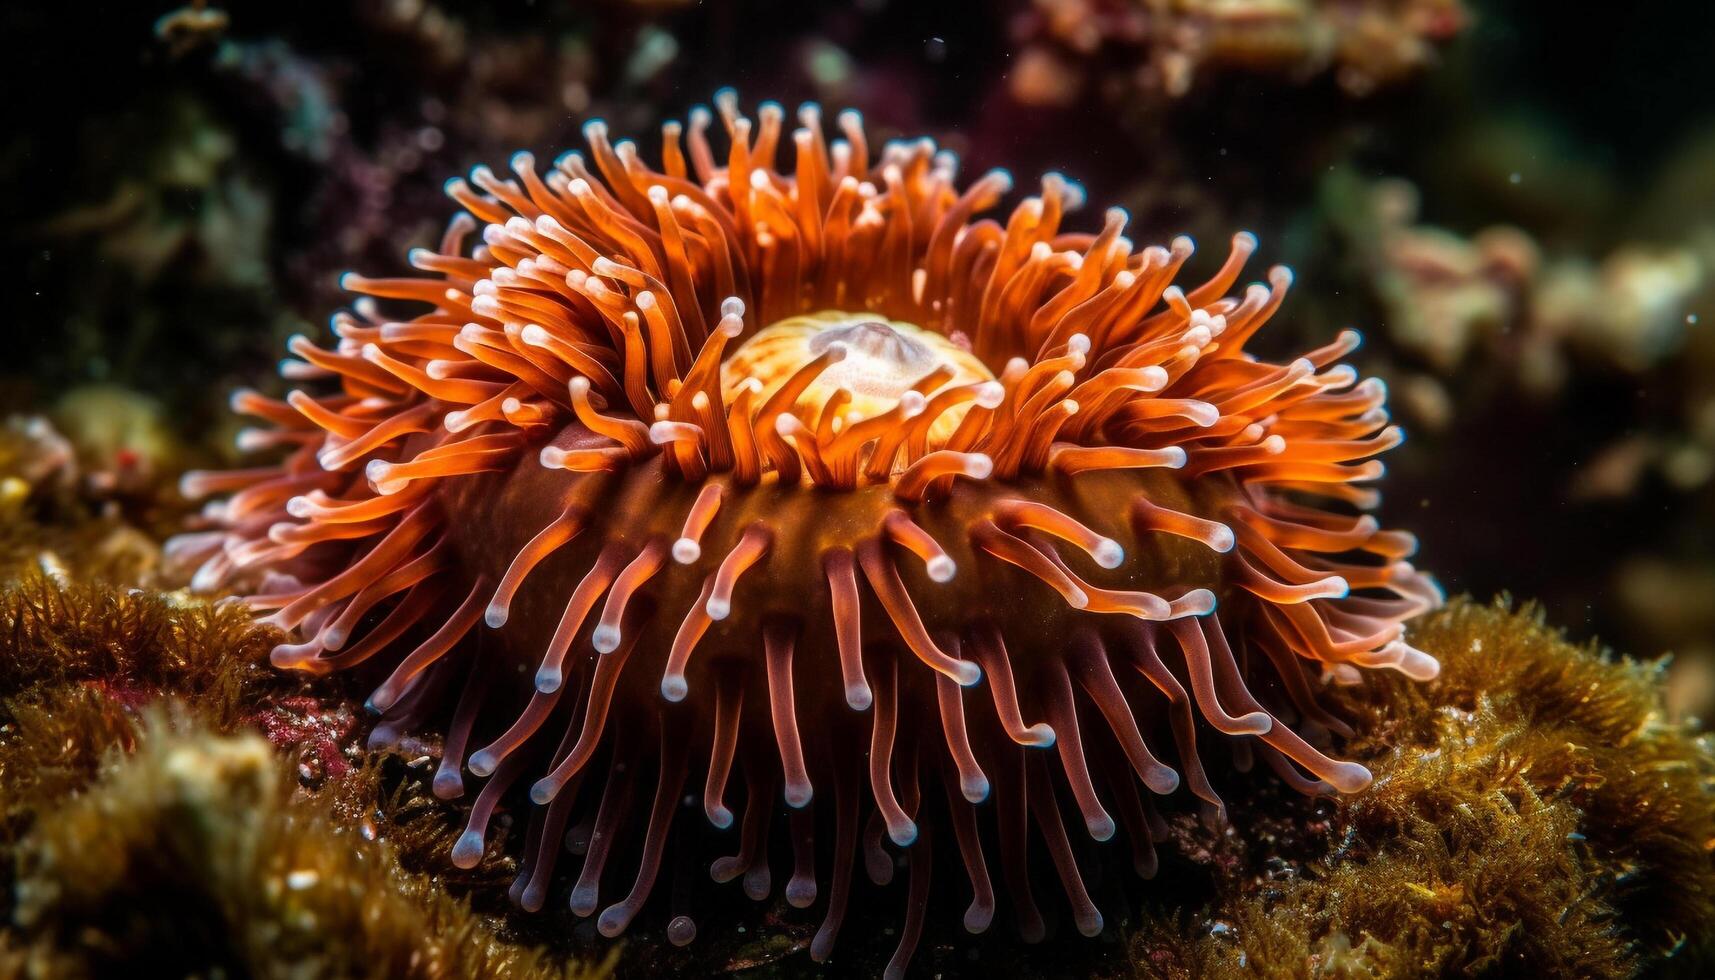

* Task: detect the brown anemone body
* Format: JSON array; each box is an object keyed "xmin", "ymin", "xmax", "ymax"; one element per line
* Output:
[
  {"xmin": 171, "ymin": 93, "xmax": 1443, "ymax": 975},
  {"xmin": 456, "ymin": 422, "xmax": 1228, "ymax": 668}
]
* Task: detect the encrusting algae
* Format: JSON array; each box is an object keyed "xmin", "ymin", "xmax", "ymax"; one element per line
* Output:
[
  {"xmin": 5, "ymin": 712, "xmax": 615, "ymax": 980},
  {"xmin": 0, "ymin": 575, "xmax": 613, "ymax": 980},
  {"xmin": 1, "ymin": 565, "xmax": 1711, "ymax": 977},
  {"xmin": 1131, "ymin": 599, "xmax": 1715, "ymax": 978}
]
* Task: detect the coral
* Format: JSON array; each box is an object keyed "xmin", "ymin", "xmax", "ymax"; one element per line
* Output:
[
  {"xmin": 1321, "ymin": 169, "xmax": 1715, "ymax": 708},
  {"xmin": 1343, "ymin": 176, "xmax": 1707, "ymax": 394},
  {"xmin": 0, "ymin": 384, "xmax": 202, "ymax": 587},
  {"xmin": 0, "ymin": 416, "xmax": 163, "ymax": 586},
  {"xmin": 49, "ymin": 385, "xmax": 190, "ymax": 501},
  {"xmin": 154, "ymin": 0, "xmax": 230, "ymax": 58},
  {"xmin": 203, "ymin": 2, "xmax": 660, "ymax": 317},
  {"xmin": 1311, "ymin": 134, "xmax": 1715, "ymax": 719},
  {"xmin": 40, "ymin": 95, "xmax": 271, "ymax": 293},
  {"xmin": 1008, "ymin": 0, "xmax": 1468, "ymax": 107},
  {"xmin": 1128, "ymin": 600, "xmax": 1715, "ymax": 978},
  {"xmin": 8, "ymin": 71, "xmax": 293, "ymax": 414}
]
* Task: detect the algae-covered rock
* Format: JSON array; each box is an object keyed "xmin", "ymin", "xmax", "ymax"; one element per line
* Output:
[
  {"xmin": 2, "ymin": 569, "xmax": 1710, "ymax": 978},
  {"xmin": 1128, "ymin": 601, "xmax": 1715, "ymax": 978},
  {"xmin": 2, "ymin": 711, "xmax": 613, "ymax": 980},
  {"xmin": 0, "ymin": 576, "xmax": 610, "ymax": 979}
]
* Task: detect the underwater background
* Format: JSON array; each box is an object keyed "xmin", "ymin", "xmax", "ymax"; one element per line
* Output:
[{"xmin": 3, "ymin": 1, "xmax": 1714, "ymax": 977}]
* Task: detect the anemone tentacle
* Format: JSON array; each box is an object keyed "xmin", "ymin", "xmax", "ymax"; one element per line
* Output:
[{"xmin": 173, "ymin": 92, "xmax": 1441, "ymax": 975}]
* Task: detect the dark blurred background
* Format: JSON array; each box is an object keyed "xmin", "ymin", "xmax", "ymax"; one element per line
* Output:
[{"xmin": 5, "ymin": 0, "xmax": 1713, "ymax": 710}]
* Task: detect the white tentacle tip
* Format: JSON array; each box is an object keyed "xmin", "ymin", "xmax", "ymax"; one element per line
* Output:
[
  {"xmin": 1388, "ymin": 641, "xmax": 1442, "ymax": 681},
  {"xmin": 926, "ymin": 555, "xmax": 956, "ymax": 583},
  {"xmin": 773, "ymin": 414, "xmax": 804, "ymax": 439},
  {"xmin": 845, "ymin": 684, "xmax": 874, "ymax": 711},
  {"xmin": 672, "ymin": 538, "xmax": 701, "ymax": 564},
  {"xmin": 484, "ymin": 604, "xmax": 509, "ymax": 629},
  {"xmin": 661, "ymin": 673, "xmax": 689, "ymax": 703},
  {"xmin": 1172, "ymin": 588, "xmax": 1218, "ymax": 617},
  {"xmin": 786, "ymin": 876, "xmax": 817, "ymax": 909},
  {"xmin": 1092, "ymin": 538, "xmax": 1124, "ymax": 568},
  {"xmin": 1076, "ymin": 910, "xmax": 1105, "ymax": 938},
  {"xmin": 591, "ymin": 625, "xmax": 622, "ymax": 653},
  {"xmin": 887, "ymin": 819, "xmax": 918, "ymax": 847},
  {"xmin": 962, "ymin": 775, "xmax": 991, "ymax": 805},
  {"xmin": 1087, "ymin": 813, "xmax": 1116, "ymax": 842},
  {"xmin": 178, "ymin": 471, "xmax": 213, "ymax": 500},
  {"xmin": 1146, "ymin": 767, "xmax": 1181, "ymax": 795},
  {"xmin": 705, "ymin": 597, "xmax": 732, "ymax": 621},
  {"xmin": 1186, "ymin": 401, "xmax": 1221, "ymax": 427},
  {"xmin": 534, "ymin": 666, "xmax": 563, "ymax": 693},
  {"xmin": 449, "ymin": 831, "xmax": 485, "ymax": 869},
  {"xmin": 1237, "ymin": 712, "xmax": 1274, "ymax": 736},
  {"xmin": 953, "ymin": 660, "xmax": 983, "ymax": 687},
  {"xmin": 1327, "ymin": 761, "xmax": 1374, "ymax": 794},
  {"xmin": 431, "ymin": 768, "xmax": 465, "ymax": 800}
]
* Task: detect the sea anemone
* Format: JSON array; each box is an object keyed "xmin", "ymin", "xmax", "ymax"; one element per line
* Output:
[{"xmin": 170, "ymin": 92, "xmax": 1442, "ymax": 974}]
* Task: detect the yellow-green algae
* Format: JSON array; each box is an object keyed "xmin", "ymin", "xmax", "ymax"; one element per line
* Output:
[
  {"xmin": 0, "ymin": 415, "xmax": 173, "ymax": 589},
  {"xmin": 1129, "ymin": 600, "xmax": 1715, "ymax": 978},
  {"xmin": 0, "ymin": 576, "xmax": 611, "ymax": 980},
  {"xmin": 0, "ymin": 568, "xmax": 1711, "ymax": 976}
]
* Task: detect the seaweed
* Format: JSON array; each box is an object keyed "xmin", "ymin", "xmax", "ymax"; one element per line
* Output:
[
  {"xmin": 1128, "ymin": 601, "xmax": 1715, "ymax": 978},
  {"xmin": 0, "ymin": 574, "xmax": 608, "ymax": 979}
]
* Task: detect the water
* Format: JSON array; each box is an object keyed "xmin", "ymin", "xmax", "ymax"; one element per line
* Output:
[{"xmin": 4, "ymin": 0, "xmax": 1714, "ymax": 974}]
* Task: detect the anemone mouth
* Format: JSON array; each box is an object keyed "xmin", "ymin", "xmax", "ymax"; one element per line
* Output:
[
  {"xmin": 168, "ymin": 92, "xmax": 1443, "ymax": 976},
  {"xmin": 720, "ymin": 310, "xmax": 995, "ymax": 454}
]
